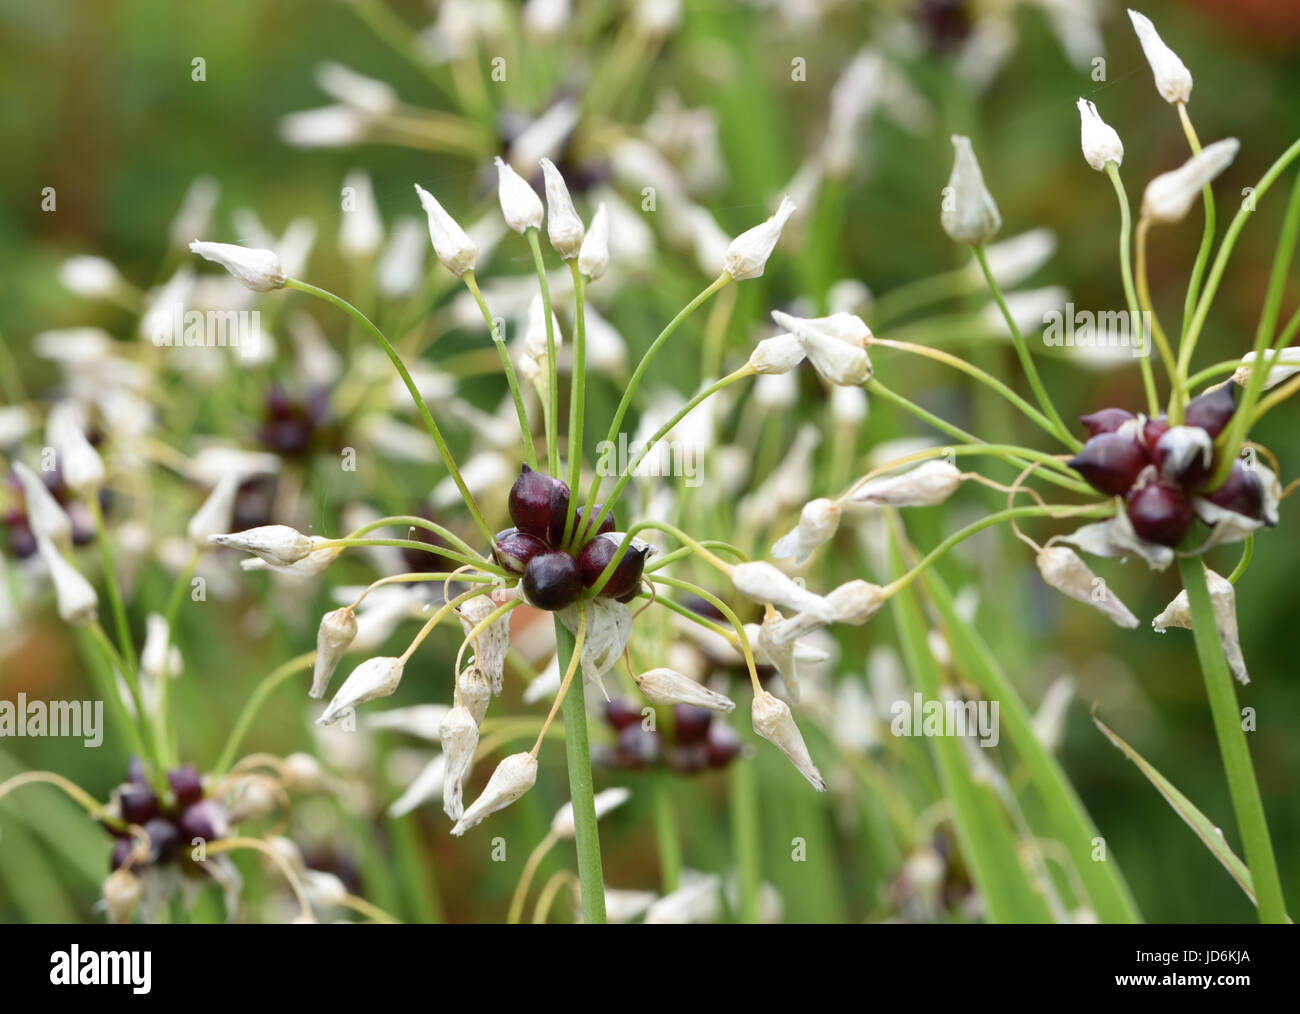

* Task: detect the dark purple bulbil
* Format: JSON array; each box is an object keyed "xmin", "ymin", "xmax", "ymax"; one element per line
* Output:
[
  {"xmin": 521, "ymin": 551, "xmax": 583, "ymax": 611},
  {"xmin": 578, "ymin": 535, "xmax": 648, "ymax": 602},
  {"xmin": 1205, "ymin": 462, "xmax": 1268, "ymax": 523},
  {"xmin": 1126, "ymin": 481, "xmax": 1194, "ymax": 547},
  {"xmin": 104, "ymin": 760, "xmax": 227, "ymax": 873},
  {"xmin": 595, "ymin": 699, "xmax": 743, "ymax": 776},
  {"xmin": 1078, "ymin": 407, "xmax": 1135, "ymax": 437},
  {"xmin": 1068, "ymin": 432, "xmax": 1150, "ymax": 497}
]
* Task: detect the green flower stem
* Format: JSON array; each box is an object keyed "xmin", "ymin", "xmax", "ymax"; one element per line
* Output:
[
  {"xmin": 863, "ymin": 380, "xmax": 1094, "ymax": 497},
  {"xmin": 317, "ymin": 537, "xmax": 497, "ymax": 573},
  {"xmin": 651, "ymin": 772, "xmax": 682, "ymax": 894},
  {"xmin": 285, "ymin": 278, "xmax": 495, "ymax": 545},
  {"xmin": 525, "ymin": 229, "xmax": 561, "ymax": 477},
  {"xmin": 344, "ymin": 514, "xmax": 496, "ymax": 568},
  {"xmin": 562, "ymin": 263, "xmax": 588, "ymax": 546},
  {"xmin": 1177, "ymin": 136, "xmax": 1300, "ymax": 382},
  {"xmin": 645, "ymin": 540, "xmax": 748, "ymax": 573},
  {"xmin": 587, "ymin": 521, "xmax": 735, "ymax": 599},
  {"xmin": 1133, "ymin": 217, "xmax": 1183, "ymax": 419},
  {"xmin": 1178, "ymin": 556, "xmax": 1288, "ymax": 923},
  {"xmin": 583, "ymin": 365, "xmax": 755, "ymax": 541},
  {"xmin": 1183, "ymin": 359, "xmax": 1242, "ymax": 392},
  {"xmin": 874, "ymin": 338, "xmax": 1060, "ymax": 440},
  {"xmin": 1176, "ymin": 103, "xmax": 1217, "ymax": 347},
  {"xmin": 581, "ymin": 273, "xmax": 731, "ymax": 523},
  {"xmin": 972, "ymin": 244, "xmax": 1078, "ymax": 451},
  {"xmin": 867, "ymin": 267, "xmax": 975, "ymax": 327},
  {"xmin": 79, "ymin": 625, "xmax": 149, "ymax": 770},
  {"xmin": 86, "ymin": 496, "xmax": 136, "ymax": 676},
  {"xmin": 882, "ymin": 503, "xmax": 1113, "ymax": 597},
  {"xmin": 1104, "ymin": 162, "xmax": 1160, "ymax": 416},
  {"xmin": 212, "ymin": 652, "xmax": 314, "ymax": 777},
  {"xmin": 463, "ymin": 270, "xmax": 538, "ymax": 471},
  {"xmin": 729, "ymin": 738, "xmax": 761, "ymax": 923},
  {"xmin": 1226, "ymin": 534, "xmax": 1254, "ymax": 585},
  {"xmin": 553, "ymin": 617, "xmax": 606, "ymax": 923},
  {"xmin": 1210, "ymin": 166, "xmax": 1300, "ymax": 488}
]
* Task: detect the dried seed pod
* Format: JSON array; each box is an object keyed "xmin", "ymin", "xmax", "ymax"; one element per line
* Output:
[
  {"xmin": 521, "ymin": 551, "xmax": 583, "ymax": 611},
  {"xmin": 440, "ymin": 705, "xmax": 479, "ymax": 821},
  {"xmin": 1068, "ymin": 432, "xmax": 1150, "ymax": 496}
]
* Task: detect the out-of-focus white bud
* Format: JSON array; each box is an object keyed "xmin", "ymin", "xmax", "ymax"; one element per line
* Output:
[
  {"xmin": 189, "ymin": 240, "xmax": 286, "ymax": 291},
  {"xmin": 825, "ymin": 580, "xmax": 887, "ymax": 625},
  {"xmin": 414, "ymin": 183, "xmax": 477, "ymax": 277},
  {"xmin": 731, "ymin": 561, "xmax": 834, "ymax": 620},
  {"xmin": 317, "ymin": 656, "xmax": 404, "ymax": 725},
  {"xmin": 539, "ymin": 158, "xmax": 585, "ymax": 259},
  {"xmin": 643, "ymin": 871, "xmax": 721, "ymax": 924},
  {"xmin": 1031, "ymin": 675, "xmax": 1075, "ymax": 753},
  {"xmin": 101, "ymin": 868, "xmax": 142, "ymax": 924},
  {"xmin": 1233, "ymin": 347, "xmax": 1300, "ymax": 390},
  {"xmin": 771, "ymin": 498, "xmax": 842, "ymax": 565},
  {"xmin": 850, "ymin": 460, "xmax": 964, "ymax": 507},
  {"xmin": 36, "ymin": 536, "xmax": 98, "ymax": 626},
  {"xmin": 830, "ymin": 384, "xmax": 868, "ymax": 426},
  {"xmin": 550, "ymin": 786, "xmax": 630, "ymax": 839},
  {"xmin": 748, "ymin": 332, "xmax": 805, "ymax": 375},
  {"xmin": 377, "ymin": 216, "xmax": 427, "ymax": 298},
  {"xmin": 605, "ymin": 888, "xmax": 658, "ymax": 923},
  {"xmin": 634, "ymin": 0, "xmax": 682, "ymax": 37},
  {"xmin": 440, "ymin": 705, "xmax": 479, "ymax": 820},
  {"xmin": 1035, "ymin": 546, "xmax": 1139, "ymax": 629},
  {"xmin": 753, "ymin": 371, "xmax": 799, "ymax": 410},
  {"xmin": 186, "ymin": 474, "xmax": 240, "ymax": 550},
  {"xmin": 494, "ymin": 156, "xmax": 544, "ymax": 234},
  {"xmin": 751, "ymin": 689, "xmax": 826, "ymax": 790},
  {"xmin": 364, "ymin": 704, "xmax": 450, "ymax": 741},
  {"xmin": 13, "ymin": 461, "xmax": 72, "ymax": 547},
  {"xmin": 724, "ymin": 196, "xmax": 796, "ymax": 280},
  {"xmin": 941, "ymin": 135, "xmax": 1001, "ymax": 245},
  {"xmin": 1128, "ymin": 9, "xmax": 1192, "ymax": 105},
  {"xmin": 824, "ymin": 48, "xmax": 883, "ymax": 179},
  {"xmin": 578, "ymin": 203, "xmax": 610, "ymax": 280},
  {"xmin": 141, "ymin": 613, "xmax": 181, "ymax": 684},
  {"xmin": 523, "ymin": 0, "xmax": 570, "ymax": 35},
  {"xmin": 339, "ymin": 170, "xmax": 383, "ymax": 261},
  {"xmin": 282, "ymin": 752, "xmax": 328, "ymax": 792},
  {"xmin": 451, "ymin": 751, "xmax": 537, "ymax": 835},
  {"xmin": 681, "ymin": 204, "xmax": 731, "ymax": 276},
  {"xmin": 227, "ymin": 777, "xmax": 277, "ymax": 823},
  {"xmin": 1141, "ymin": 139, "xmax": 1239, "ymax": 224},
  {"xmin": 1153, "ymin": 568, "xmax": 1249, "ymax": 684},
  {"xmin": 581, "ymin": 305, "xmax": 627, "ymax": 374},
  {"xmin": 971, "ymin": 228, "xmax": 1056, "ymax": 289},
  {"xmin": 279, "ymin": 105, "xmax": 368, "ymax": 148},
  {"xmin": 387, "ymin": 753, "xmax": 446, "ymax": 818},
  {"xmin": 47, "ymin": 404, "xmax": 104, "ymax": 496},
  {"xmin": 771, "ymin": 310, "xmax": 873, "ymax": 386},
  {"xmin": 315, "ymin": 61, "xmax": 398, "ymax": 116},
  {"xmin": 209, "ymin": 524, "xmax": 324, "ymax": 566},
  {"xmin": 1077, "ymin": 99, "xmax": 1124, "ymax": 172},
  {"xmin": 634, "ymin": 667, "xmax": 736, "ymax": 711},
  {"xmin": 59, "ymin": 256, "xmax": 125, "ymax": 300},
  {"xmin": 311, "ymin": 607, "xmax": 358, "ymax": 699}
]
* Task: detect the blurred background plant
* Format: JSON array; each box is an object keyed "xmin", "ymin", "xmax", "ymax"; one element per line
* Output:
[{"xmin": 1, "ymin": 0, "xmax": 1297, "ymax": 923}]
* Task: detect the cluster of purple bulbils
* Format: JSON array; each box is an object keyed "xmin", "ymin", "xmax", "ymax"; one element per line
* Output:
[
  {"xmin": 492, "ymin": 465, "xmax": 649, "ymax": 611},
  {"xmin": 105, "ymin": 760, "xmax": 228, "ymax": 871},
  {"xmin": 1067, "ymin": 384, "xmax": 1270, "ymax": 546}
]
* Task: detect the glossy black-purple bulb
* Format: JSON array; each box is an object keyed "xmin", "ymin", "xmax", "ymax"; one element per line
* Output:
[
  {"xmin": 521, "ymin": 551, "xmax": 582, "ymax": 611},
  {"xmin": 1068, "ymin": 433, "xmax": 1150, "ymax": 496},
  {"xmin": 1126, "ymin": 482, "xmax": 1194, "ymax": 547}
]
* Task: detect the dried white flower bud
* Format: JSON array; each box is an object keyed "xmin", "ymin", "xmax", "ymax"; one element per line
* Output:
[
  {"xmin": 451, "ymin": 751, "xmax": 537, "ymax": 835},
  {"xmin": 1153, "ymin": 568, "xmax": 1249, "ymax": 684},
  {"xmin": 208, "ymin": 524, "xmax": 323, "ymax": 566},
  {"xmin": 339, "ymin": 170, "xmax": 383, "ymax": 260},
  {"xmin": 539, "ymin": 158, "xmax": 585, "ymax": 259},
  {"xmin": 634, "ymin": 667, "xmax": 736, "ymax": 712},
  {"xmin": 605, "ymin": 888, "xmax": 658, "ymax": 923},
  {"xmin": 186, "ymin": 474, "xmax": 240, "ymax": 550},
  {"xmin": 458, "ymin": 663, "xmax": 492, "ymax": 726},
  {"xmin": 311, "ymin": 607, "xmax": 358, "ymax": 699},
  {"xmin": 731, "ymin": 561, "xmax": 834, "ymax": 620},
  {"xmin": 317, "ymin": 656, "xmax": 404, "ymax": 725},
  {"xmin": 414, "ymin": 183, "xmax": 478, "ymax": 277},
  {"xmin": 1233, "ymin": 347, "xmax": 1300, "ymax": 390},
  {"xmin": 494, "ymin": 156, "xmax": 545, "ymax": 233},
  {"xmin": 101, "ymin": 868, "xmax": 142, "ymax": 924},
  {"xmin": 557, "ymin": 599, "xmax": 633, "ymax": 700},
  {"xmin": 825, "ymin": 580, "xmax": 887, "ymax": 624},
  {"xmin": 850, "ymin": 460, "xmax": 964, "ymax": 507},
  {"xmin": 751, "ymin": 689, "xmax": 826, "ymax": 790},
  {"xmin": 1128, "ymin": 9, "xmax": 1192, "ymax": 105},
  {"xmin": 578, "ymin": 203, "xmax": 610, "ymax": 280},
  {"xmin": 1141, "ymin": 139, "xmax": 1239, "ymax": 224},
  {"xmin": 724, "ymin": 196, "xmax": 796, "ymax": 281},
  {"xmin": 1035, "ymin": 546, "xmax": 1139, "ymax": 629},
  {"xmin": 59, "ymin": 256, "xmax": 124, "ymax": 300},
  {"xmin": 770, "ymin": 310, "xmax": 873, "ymax": 386},
  {"xmin": 188, "ymin": 240, "xmax": 286, "ymax": 291},
  {"xmin": 771, "ymin": 498, "xmax": 841, "ymax": 565},
  {"xmin": 550, "ymin": 786, "xmax": 630, "ymax": 839},
  {"xmin": 457, "ymin": 594, "xmax": 510, "ymax": 695},
  {"xmin": 1077, "ymin": 98, "xmax": 1124, "ymax": 171},
  {"xmin": 36, "ymin": 535, "xmax": 98, "ymax": 626},
  {"xmin": 12, "ymin": 461, "xmax": 72, "ymax": 547},
  {"xmin": 440, "ymin": 705, "xmax": 479, "ymax": 820},
  {"xmin": 942, "ymin": 135, "xmax": 1001, "ymax": 245},
  {"xmin": 748, "ymin": 332, "xmax": 806, "ymax": 375}
]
